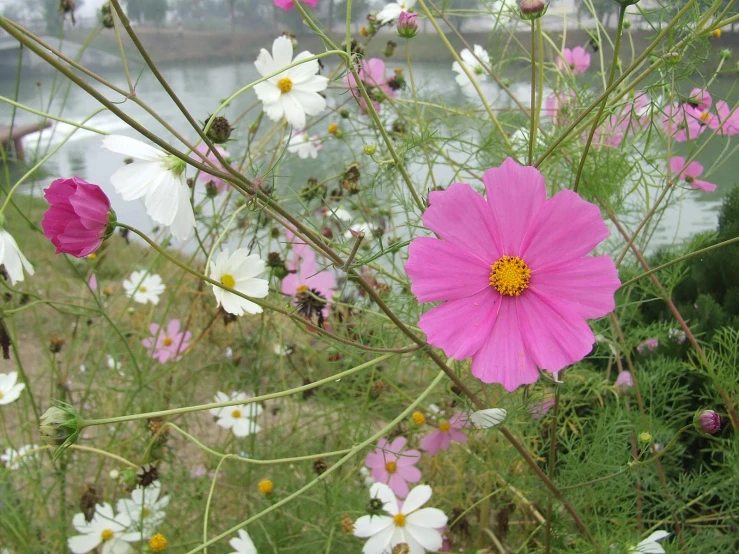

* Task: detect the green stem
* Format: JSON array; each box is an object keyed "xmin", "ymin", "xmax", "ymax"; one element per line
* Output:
[{"xmin": 529, "ymin": 20, "xmax": 536, "ymax": 165}]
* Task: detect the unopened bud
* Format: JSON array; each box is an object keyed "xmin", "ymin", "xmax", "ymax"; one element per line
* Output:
[
  {"xmin": 397, "ymin": 11, "xmax": 419, "ymax": 38},
  {"xmin": 384, "ymin": 40, "xmax": 397, "ymax": 57},
  {"xmin": 39, "ymin": 402, "xmax": 83, "ymax": 457},
  {"xmin": 694, "ymin": 409, "xmax": 721, "ymax": 435},
  {"xmin": 519, "ymin": 0, "xmax": 547, "ymax": 18},
  {"xmin": 363, "ymin": 144, "xmax": 377, "ymax": 156}
]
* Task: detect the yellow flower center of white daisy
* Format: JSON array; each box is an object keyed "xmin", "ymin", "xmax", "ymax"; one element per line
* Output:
[
  {"xmin": 490, "ymin": 255, "xmax": 531, "ymax": 297},
  {"xmin": 393, "ymin": 513, "xmax": 407, "ymax": 527},
  {"xmin": 101, "ymin": 529, "xmax": 114, "ymax": 541},
  {"xmin": 278, "ymin": 77, "xmax": 293, "ymax": 93},
  {"xmin": 142, "ymin": 507, "xmax": 151, "ymax": 517},
  {"xmin": 439, "ymin": 420, "xmax": 451, "ymax": 432},
  {"xmin": 139, "ymin": 286, "xmax": 147, "ymax": 292},
  {"xmin": 385, "ymin": 461, "xmax": 397, "ymax": 473},
  {"xmin": 221, "ymin": 274, "xmax": 235, "ymax": 288},
  {"xmin": 163, "ymin": 337, "xmax": 173, "ymax": 346},
  {"xmin": 232, "ymin": 409, "xmax": 242, "ymax": 418}
]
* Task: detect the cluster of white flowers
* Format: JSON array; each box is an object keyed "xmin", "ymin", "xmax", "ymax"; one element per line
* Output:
[
  {"xmin": 210, "ymin": 391, "xmax": 263, "ymax": 438},
  {"xmin": 67, "ymin": 483, "xmax": 169, "ymax": 554}
]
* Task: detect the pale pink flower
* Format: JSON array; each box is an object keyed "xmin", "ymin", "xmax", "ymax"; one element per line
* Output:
[
  {"xmin": 190, "ymin": 465, "xmax": 207, "ymax": 478},
  {"xmin": 687, "ymin": 88, "xmax": 712, "ymax": 110},
  {"xmin": 588, "ymin": 114, "xmax": 625, "ymax": 149},
  {"xmin": 615, "ymin": 370, "xmax": 633, "ymax": 389},
  {"xmin": 88, "ymin": 273, "xmax": 97, "ymax": 291},
  {"xmin": 281, "ymin": 246, "xmax": 336, "ymax": 314},
  {"xmin": 343, "ymin": 58, "xmax": 396, "ymax": 114},
  {"xmin": 557, "ymin": 46, "xmax": 591, "ymax": 75},
  {"xmin": 529, "ymin": 397, "xmax": 555, "ymax": 419},
  {"xmin": 637, "ymin": 337, "xmax": 659, "ymax": 354},
  {"xmin": 662, "ymin": 103, "xmax": 708, "ymax": 142},
  {"xmin": 405, "ymin": 157, "xmax": 620, "ymax": 391},
  {"xmin": 142, "ymin": 319, "xmax": 192, "ymax": 363},
  {"xmin": 544, "ymin": 89, "xmax": 578, "ymax": 126},
  {"xmin": 365, "ymin": 436, "xmax": 422, "ymax": 498},
  {"xmin": 419, "ymin": 412, "xmax": 468, "ymax": 456},
  {"xmin": 669, "ymin": 156, "xmax": 717, "ymax": 192},
  {"xmin": 273, "ymin": 0, "xmax": 318, "ymax": 10},
  {"xmin": 711, "ymin": 101, "xmax": 739, "ymax": 135},
  {"xmin": 194, "ymin": 144, "xmax": 232, "ymax": 192}
]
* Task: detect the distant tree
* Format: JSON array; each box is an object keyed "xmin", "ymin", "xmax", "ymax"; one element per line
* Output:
[{"xmin": 143, "ymin": 0, "xmax": 169, "ymax": 26}]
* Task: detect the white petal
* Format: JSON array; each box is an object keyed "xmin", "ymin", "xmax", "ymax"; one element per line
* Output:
[
  {"xmin": 68, "ymin": 534, "xmax": 101, "ymax": 554},
  {"xmin": 469, "ymin": 408, "xmax": 507, "ymax": 429},
  {"xmin": 254, "ymin": 47, "xmax": 275, "ymax": 77},
  {"xmin": 103, "ymin": 135, "xmax": 163, "ymax": 161},
  {"xmin": 235, "ymin": 278, "xmax": 269, "ymax": 299},
  {"xmin": 401, "ymin": 485, "xmax": 432, "ymax": 514},
  {"xmin": 369, "ymin": 483, "xmax": 399, "ymax": 516},
  {"xmin": 254, "ymin": 81, "xmax": 281, "ymax": 104},
  {"xmin": 405, "ymin": 507, "xmax": 447, "ymax": 528},
  {"xmin": 168, "ymin": 180, "xmax": 196, "ymax": 240},
  {"xmin": 110, "ymin": 161, "xmax": 165, "ymax": 201},
  {"xmin": 261, "ymin": 100, "xmax": 285, "ymax": 123},
  {"xmin": 353, "ymin": 515, "xmax": 394, "ymax": 538},
  {"xmin": 281, "ymin": 95, "xmax": 306, "ymax": 129},
  {"xmin": 144, "ymin": 169, "xmax": 180, "ymax": 226},
  {"xmin": 289, "ymin": 89, "xmax": 327, "ymax": 116},
  {"xmin": 288, "ymin": 52, "xmax": 321, "ymax": 83},
  {"xmin": 376, "ymin": 3, "xmax": 402, "ymax": 23},
  {"xmin": 641, "ymin": 531, "xmax": 670, "ymax": 544},
  {"xmin": 360, "ymin": 522, "xmax": 395, "ymax": 554},
  {"xmin": 271, "ymin": 36, "xmax": 294, "ymax": 70}
]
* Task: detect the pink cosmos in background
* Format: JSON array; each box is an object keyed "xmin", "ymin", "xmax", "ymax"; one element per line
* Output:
[
  {"xmin": 662, "ymin": 102, "xmax": 713, "ymax": 142},
  {"xmin": 712, "ymin": 101, "xmax": 739, "ymax": 135},
  {"xmin": 142, "ymin": 319, "xmax": 192, "ymax": 363},
  {"xmin": 343, "ymin": 58, "xmax": 396, "ymax": 113},
  {"xmin": 620, "ymin": 90, "xmax": 653, "ymax": 133},
  {"xmin": 669, "ymin": 156, "xmax": 717, "ymax": 192},
  {"xmin": 687, "ymin": 88, "xmax": 711, "ymax": 110},
  {"xmin": 405, "ymin": 158, "xmax": 620, "ymax": 391},
  {"xmin": 194, "ymin": 143, "xmax": 232, "ymax": 192},
  {"xmin": 615, "ymin": 370, "xmax": 633, "ymax": 389},
  {"xmin": 557, "ymin": 46, "xmax": 591, "ymax": 75},
  {"xmin": 420, "ymin": 412, "xmax": 468, "ymax": 456},
  {"xmin": 528, "ymin": 397, "xmax": 555, "ymax": 419},
  {"xmin": 637, "ymin": 337, "xmax": 659, "ymax": 354},
  {"xmin": 588, "ymin": 114, "xmax": 625, "ymax": 149},
  {"xmin": 88, "ymin": 273, "xmax": 97, "ymax": 291},
  {"xmin": 544, "ymin": 89, "xmax": 577, "ymax": 126},
  {"xmin": 365, "ymin": 436, "xmax": 422, "ymax": 498},
  {"xmin": 281, "ymin": 235, "xmax": 336, "ymax": 310},
  {"xmin": 273, "ymin": 0, "xmax": 318, "ymax": 11},
  {"xmin": 42, "ymin": 176, "xmax": 114, "ymax": 258}
]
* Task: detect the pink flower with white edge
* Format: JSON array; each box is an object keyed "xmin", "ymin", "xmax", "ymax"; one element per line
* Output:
[
  {"xmin": 353, "ymin": 483, "xmax": 447, "ymax": 554},
  {"xmin": 273, "ymin": 0, "xmax": 318, "ymax": 11},
  {"xmin": 711, "ymin": 101, "xmax": 739, "ymax": 135},
  {"xmin": 42, "ymin": 176, "xmax": 115, "ymax": 258},
  {"xmin": 405, "ymin": 157, "xmax": 620, "ymax": 391},
  {"xmin": 365, "ymin": 437, "xmax": 422, "ymax": 498},
  {"xmin": 344, "ymin": 58, "xmax": 396, "ymax": 114},
  {"xmin": 557, "ymin": 46, "xmax": 591, "ymax": 75},
  {"xmin": 142, "ymin": 319, "xmax": 192, "ymax": 363},
  {"xmin": 419, "ymin": 412, "xmax": 468, "ymax": 456},
  {"xmin": 194, "ymin": 144, "xmax": 232, "ymax": 192},
  {"xmin": 669, "ymin": 157, "xmax": 717, "ymax": 192}
]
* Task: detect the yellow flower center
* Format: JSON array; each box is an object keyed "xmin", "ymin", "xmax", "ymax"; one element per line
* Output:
[
  {"xmin": 713, "ymin": 28, "xmax": 722, "ymax": 38},
  {"xmin": 296, "ymin": 284, "xmax": 308, "ymax": 293},
  {"xmin": 385, "ymin": 461, "xmax": 397, "ymax": 473},
  {"xmin": 411, "ymin": 411, "xmax": 425, "ymax": 425},
  {"xmin": 232, "ymin": 409, "xmax": 242, "ymax": 418},
  {"xmin": 149, "ymin": 533, "xmax": 168, "ymax": 552},
  {"xmin": 221, "ymin": 274, "xmax": 235, "ymax": 288},
  {"xmin": 328, "ymin": 123, "xmax": 338, "ymax": 134},
  {"xmin": 700, "ymin": 111, "xmax": 711, "ymax": 122},
  {"xmin": 685, "ymin": 175, "xmax": 694, "ymax": 183},
  {"xmin": 258, "ymin": 479, "xmax": 274, "ymax": 495},
  {"xmin": 163, "ymin": 337, "xmax": 173, "ymax": 346},
  {"xmin": 393, "ymin": 513, "xmax": 406, "ymax": 527},
  {"xmin": 490, "ymin": 255, "xmax": 531, "ymax": 297},
  {"xmin": 139, "ymin": 286, "xmax": 148, "ymax": 293},
  {"xmin": 277, "ymin": 77, "xmax": 293, "ymax": 93},
  {"xmin": 439, "ymin": 420, "xmax": 451, "ymax": 432},
  {"xmin": 88, "ymin": 253, "xmax": 97, "ymax": 260},
  {"xmin": 101, "ymin": 529, "xmax": 114, "ymax": 541}
]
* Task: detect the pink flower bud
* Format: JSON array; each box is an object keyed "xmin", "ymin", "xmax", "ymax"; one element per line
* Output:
[
  {"xmin": 41, "ymin": 177, "xmax": 116, "ymax": 258},
  {"xmin": 397, "ymin": 11, "xmax": 418, "ymax": 38},
  {"xmin": 696, "ymin": 410, "xmax": 721, "ymax": 435},
  {"xmin": 520, "ymin": 0, "xmax": 546, "ymax": 16}
]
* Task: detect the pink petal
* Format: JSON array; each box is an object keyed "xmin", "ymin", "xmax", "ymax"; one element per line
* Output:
[
  {"xmin": 396, "ymin": 449, "xmax": 421, "ymax": 467},
  {"xmin": 470, "ymin": 298, "xmax": 539, "ymax": 391},
  {"xmin": 520, "ymin": 190, "xmax": 609, "ymax": 271},
  {"xmin": 530, "ymin": 256, "xmax": 620, "ymax": 319},
  {"xmin": 419, "ymin": 287, "xmax": 501, "ymax": 359},
  {"xmin": 405, "ymin": 237, "xmax": 490, "ymax": 302},
  {"xmin": 450, "ymin": 412, "xmax": 469, "ymax": 429},
  {"xmin": 419, "ymin": 431, "xmax": 443, "ymax": 456},
  {"xmin": 396, "ymin": 465, "xmax": 421, "ymax": 483},
  {"xmin": 167, "ymin": 319, "xmax": 181, "ymax": 336},
  {"xmin": 388, "ymin": 436, "xmax": 408, "ymax": 453},
  {"xmin": 516, "ymin": 290, "xmax": 595, "ymax": 372},
  {"xmin": 366, "ymin": 451, "xmax": 384, "ymax": 469},
  {"xmin": 669, "ymin": 156, "xmax": 686, "ymax": 177},
  {"xmin": 448, "ymin": 429, "xmax": 468, "ymax": 444},
  {"xmin": 483, "ymin": 158, "xmax": 547, "ymax": 255},
  {"xmin": 423, "ymin": 182, "xmax": 502, "ymax": 262},
  {"xmin": 691, "ymin": 179, "xmax": 717, "ymax": 192},
  {"xmin": 371, "ymin": 467, "xmax": 390, "ymax": 483},
  {"xmin": 685, "ymin": 161, "xmax": 704, "ymax": 178},
  {"xmin": 388, "ymin": 474, "xmax": 410, "ymax": 498}
]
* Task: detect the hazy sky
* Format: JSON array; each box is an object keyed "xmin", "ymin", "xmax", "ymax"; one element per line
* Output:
[{"xmin": 0, "ymin": 0, "xmax": 108, "ymax": 18}]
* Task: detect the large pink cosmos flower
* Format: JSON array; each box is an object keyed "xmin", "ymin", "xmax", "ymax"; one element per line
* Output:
[
  {"xmin": 42, "ymin": 176, "xmax": 114, "ymax": 258},
  {"xmin": 687, "ymin": 88, "xmax": 712, "ymax": 111},
  {"xmin": 142, "ymin": 319, "xmax": 192, "ymax": 363},
  {"xmin": 405, "ymin": 158, "xmax": 620, "ymax": 391},
  {"xmin": 365, "ymin": 436, "xmax": 422, "ymax": 498},
  {"xmin": 712, "ymin": 101, "xmax": 739, "ymax": 135},
  {"xmin": 343, "ymin": 58, "xmax": 396, "ymax": 114},
  {"xmin": 273, "ymin": 0, "xmax": 318, "ymax": 11},
  {"xmin": 557, "ymin": 46, "xmax": 591, "ymax": 75},
  {"xmin": 194, "ymin": 144, "xmax": 232, "ymax": 192},
  {"xmin": 419, "ymin": 412, "xmax": 468, "ymax": 456},
  {"xmin": 662, "ymin": 103, "xmax": 710, "ymax": 142},
  {"xmin": 669, "ymin": 156, "xmax": 717, "ymax": 192}
]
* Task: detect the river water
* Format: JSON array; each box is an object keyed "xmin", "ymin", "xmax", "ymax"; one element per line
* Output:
[{"xmin": 0, "ymin": 59, "xmax": 733, "ymax": 251}]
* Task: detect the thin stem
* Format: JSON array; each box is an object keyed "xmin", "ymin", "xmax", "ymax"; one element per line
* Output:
[{"xmin": 529, "ymin": 20, "xmax": 536, "ymax": 165}]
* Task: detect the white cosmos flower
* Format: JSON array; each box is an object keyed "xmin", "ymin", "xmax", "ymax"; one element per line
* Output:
[
  {"xmin": 103, "ymin": 135, "xmax": 195, "ymax": 240},
  {"xmin": 0, "ymin": 230, "xmax": 34, "ymax": 285},
  {"xmin": 209, "ymin": 249, "xmax": 269, "ymax": 316},
  {"xmin": 452, "ymin": 45, "xmax": 490, "ymax": 93},
  {"xmin": 254, "ymin": 36, "xmax": 328, "ymax": 130},
  {"xmin": 67, "ymin": 503, "xmax": 138, "ymax": 554},
  {"xmin": 116, "ymin": 482, "xmax": 169, "ymax": 539},
  {"xmin": 629, "ymin": 530, "xmax": 670, "ymax": 553},
  {"xmin": 1, "ymin": 444, "xmax": 39, "ymax": 470},
  {"xmin": 376, "ymin": 0, "xmax": 417, "ymax": 23},
  {"xmin": 354, "ymin": 483, "xmax": 447, "ymax": 554},
  {"xmin": 331, "ymin": 207, "xmax": 352, "ymax": 222},
  {"xmin": 122, "ymin": 270, "xmax": 165, "ymax": 305},
  {"xmin": 216, "ymin": 401, "xmax": 263, "ymax": 438},
  {"xmin": 469, "ymin": 408, "xmax": 507, "ymax": 429},
  {"xmin": 287, "ymin": 131, "xmax": 322, "ymax": 159},
  {"xmin": 209, "ymin": 391, "xmax": 249, "ymax": 418},
  {"xmin": 228, "ymin": 529, "xmax": 257, "ymax": 554},
  {"xmin": 0, "ymin": 372, "xmax": 25, "ymax": 406}
]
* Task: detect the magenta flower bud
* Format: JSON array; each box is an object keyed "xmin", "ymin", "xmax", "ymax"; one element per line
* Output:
[
  {"xmin": 41, "ymin": 176, "xmax": 116, "ymax": 258},
  {"xmin": 519, "ymin": 0, "xmax": 547, "ymax": 18},
  {"xmin": 695, "ymin": 410, "xmax": 721, "ymax": 435},
  {"xmin": 397, "ymin": 11, "xmax": 418, "ymax": 39}
]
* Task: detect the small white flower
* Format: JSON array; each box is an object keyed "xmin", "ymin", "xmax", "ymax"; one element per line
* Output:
[
  {"xmin": 376, "ymin": 0, "xmax": 417, "ymax": 23},
  {"xmin": 353, "ymin": 483, "xmax": 447, "ymax": 554},
  {"xmin": 225, "ymin": 347, "xmax": 233, "ymax": 358},
  {"xmin": 68, "ymin": 503, "xmax": 138, "ymax": 554},
  {"xmin": 122, "ymin": 270, "xmax": 165, "ymax": 305},
  {"xmin": 103, "ymin": 135, "xmax": 195, "ymax": 240},
  {"xmin": 273, "ymin": 344, "xmax": 288, "ymax": 356},
  {"xmin": 79, "ymin": 364, "xmax": 87, "ymax": 373},
  {"xmin": 452, "ymin": 45, "xmax": 490, "ymax": 94},
  {"xmin": 344, "ymin": 221, "xmax": 375, "ymax": 239},
  {"xmin": 1, "ymin": 444, "xmax": 39, "ymax": 470},
  {"xmin": 106, "ymin": 354, "xmax": 122, "ymax": 372},
  {"xmin": 209, "ymin": 391, "xmax": 248, "ymax": 418},
  {"xmin": 469, "ymin": 408, "xmax": 507, "ymax": 429},
  {"xmin": 331, "ymin": 207, "xmax": 352, "ymax": 222},
  {"xmin": 109, "ymin": 469, "xmax": 120, "ymax": 480},
  {"xmin": 0, "ymin": 229, "xmax": 34, "ymax": 285},
  {"xmin": 116, "ymin": 482, "xmax": 169, "ymax": 539},
  {"xmin": 287, "ymin": 131, "xmax": 322, "ymax": 159},
  {"xmin": 209, "ymin": 249, "xmax": 269, "ymax": 316},
  {"xmin": 228, "ymin": 529, "xmax": 257, "ymax": 554},
  {"xmin": 254, "ymin": 36, "xmax": 328, "ymax": 130},
  {"xmin": 216, "ymin": 400, "xmax": 263, "ymax": 438},
  {"xmin": 0, "ymin": 372, "xmax": 25, "ymax": 406},
  {"xmin": 629, "ymin": 530, "xmax": 670, "ymax": 553},
  {"xmin": 359, "ymin": 466, "xmax": 375, "ymax": 487}
]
